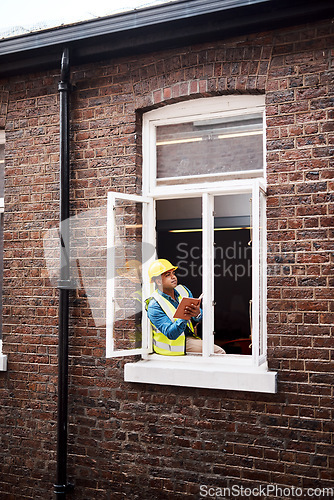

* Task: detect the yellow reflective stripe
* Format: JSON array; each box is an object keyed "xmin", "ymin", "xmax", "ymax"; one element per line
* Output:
[
  {"xmin": 151, "ymin": 322, "xmax": 185, "ymax": 355},
  {"xmin": 153, "ymin": 338, "xmax": 184, "ymax": 352},
  {"xmin": 152, "ymin": 291, "xmax": 175, "ymax": 321},
  {"xmin": 175, "ymin": 284, "xmax": 189, "ymax": 297},
  {"xmin": 152, "ymin": 290, "xmax": 194, "ymax": 333}
]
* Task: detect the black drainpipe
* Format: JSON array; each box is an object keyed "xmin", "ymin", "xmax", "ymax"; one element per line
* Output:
[{"xmin": 54, "ymin": 47, "xmax": 73, "ymax": 498}]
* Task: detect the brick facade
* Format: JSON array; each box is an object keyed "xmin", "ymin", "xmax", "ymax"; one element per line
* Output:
[{"xmin": 0, "ymin": 18, "xmax": 333, "ymax": 499}]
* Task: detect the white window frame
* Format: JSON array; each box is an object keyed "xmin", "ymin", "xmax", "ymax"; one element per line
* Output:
[{"xmin": 107, "ymin": 97, "xmax": 277, "ymax": 392}]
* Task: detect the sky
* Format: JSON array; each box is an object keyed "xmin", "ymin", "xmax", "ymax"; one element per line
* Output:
[{"xmin": 0, "ymin": 0, "xmax": 175, "ymax": 37}]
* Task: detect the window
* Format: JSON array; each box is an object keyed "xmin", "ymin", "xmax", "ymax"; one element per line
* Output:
[
  {"xmin": 106, "ymin": 96, "xmax": 277, "ymax": 393},
  {"xmin": 0, "ymin": 130, "xmax": 6, "ymax": 371}
]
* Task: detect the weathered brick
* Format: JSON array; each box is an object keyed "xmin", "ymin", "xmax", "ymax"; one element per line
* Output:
[{"xmin": 0, "ymin": 15, "xmax": 333, "ymax": 500}]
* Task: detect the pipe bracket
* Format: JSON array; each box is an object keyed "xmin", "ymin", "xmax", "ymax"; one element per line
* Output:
[
  {"xmin": 58, "ymin": 81, "xmax": 72, "ymax": 92},
  {"xmin": 57, "ymin": 279, "xmax": 76, "ymax": 290},
  {"xmin": 54, "ymin": 482, "xmax": 74, "ymax": 495}
]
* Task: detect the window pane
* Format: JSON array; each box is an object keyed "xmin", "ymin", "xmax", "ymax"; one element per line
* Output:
[
  {"xmin": 156, "ymin": 197, "xmax": 203, "ymax": 295},
  {"xmin": 111, "ymin": 199, "xmax": 143, "ymax": 352},
  {"xmin": 155, "ymin": 195, "xmax": 253, "ymax": 356},
  {"xmin": 156, "ymin": 114, "xmax": 263, "ymax": 181},
  {"xmin": 213, "ymin": 194, "xmax": 252, "ymax": 355}
]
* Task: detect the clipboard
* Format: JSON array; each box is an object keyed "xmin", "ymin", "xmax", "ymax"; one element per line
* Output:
[{"xmin": 173, "ymin": 294, "xmax": 203, "ymax": 320}]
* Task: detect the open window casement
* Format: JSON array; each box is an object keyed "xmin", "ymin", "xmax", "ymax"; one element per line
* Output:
[
  {"xmin": 251, "ymin": 180, "xmax": 267, "ymax": 367},
  {"xmin": 106, "ymin": 192, "xmax": 154, "ymax": 358}
]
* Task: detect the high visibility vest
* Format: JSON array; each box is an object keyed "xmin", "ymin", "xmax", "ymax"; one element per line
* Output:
[{"xmin": 146, "ymin": 285, "xmax": 195, "ymax": 356}]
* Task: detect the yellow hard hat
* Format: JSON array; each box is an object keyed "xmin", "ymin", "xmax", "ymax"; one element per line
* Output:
[
  {"xmin": 117, "ymin": 260, "xmax": 142, "ymax": 283},
  {"xmin": 148, "ymin": 259, "xmax": 178, "ymax": 282}
]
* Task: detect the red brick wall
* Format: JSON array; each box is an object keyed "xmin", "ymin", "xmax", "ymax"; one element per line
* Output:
[{"xmin": 0, "ymin": 18, "xmax": 333, "ymax": 499}]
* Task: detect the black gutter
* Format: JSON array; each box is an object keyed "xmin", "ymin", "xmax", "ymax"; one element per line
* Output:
[
  {"xmin": 0, "ymin": 0, "xmax": 333, "ymax": 77},
  {"xmin": 0, "ymin": 0, "xmax": 268, "ymax": 54},
  {"xmin": 54, "ymin": 48, "xmax": 73, "ymax": 499}
]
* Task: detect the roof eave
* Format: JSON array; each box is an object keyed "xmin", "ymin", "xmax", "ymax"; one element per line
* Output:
[{"xmin": 0, "ymin": 0, "xmax": 332, "ymax": 77}]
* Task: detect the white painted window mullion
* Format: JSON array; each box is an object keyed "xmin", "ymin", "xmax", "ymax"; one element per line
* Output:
[
  {"xmin": 106, "ymin": 192, "xmax": 116, "ymax": 358},
  {"xmin": 259, "ymin": 185, "xmax": 267, "ymax": 364},
  {"xmin": 251, "ymin": 181, "xmax": 260, "ymax": 366},
  {"xmin": 202, "ymin": 193, "xmax": 214, "ymax": 358},
  {"xmin": 141, "ymin": 197, "xmax": 156, "ymax": 355}
]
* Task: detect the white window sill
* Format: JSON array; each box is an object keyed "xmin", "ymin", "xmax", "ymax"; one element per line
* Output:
[
  {"xmin": 0, "ymin": 354, "xmax": 7, "ymax": 371},
  {"xmin": 125, "ymin": 356, "xmax": 277, "ymax": 393},
  {"xmin": 0, "ymin": 341, "xmax": 7, "ymax": 371},
  {"xmin": 0, "ymin": 347, "xmax": 7, "ymax": 371}
]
